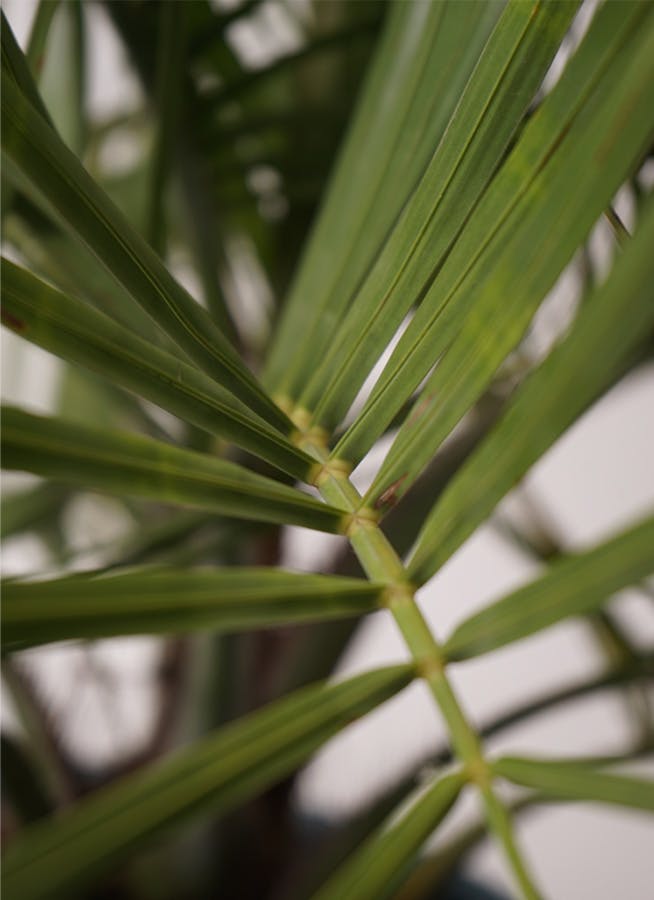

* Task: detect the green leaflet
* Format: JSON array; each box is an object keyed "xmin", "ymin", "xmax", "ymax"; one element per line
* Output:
[
  {"xmin": 1, "ymin": 11, "xmax": 53, "ymax": 126},
  {"xmin": 2, "ymin": 568, "xmax": 382, "ymax": 651},
  {"xmin": 302, "ymin": 0, "xmax": 578, "ymax": 427},
  {"xmin": 493, "ymin": 757, "xmax": 654, "ymax": 813},
  {"xmin": 37, "ymin": 0, "xmax": 85, "ymax": 156},
  {"xmin": 1, "ymin": 259, "xmax": 314, "ymax": 480},
  {"xmin": 25, "ymin": 1, "xmax": 60, "ymax": 77},
  {"xmin": 313, "ymin": 771, "xmax": 465, "ymax": 900},
  {"xmin": 443, "ymin": 517, "xmax": 654, "ymax": 661},
  {"xmin": 408, "ymin": 197, "xmax": 654, "ymax": 585},
  {"xmin": 0, "ymin": 483, "xmax": 68, "ymax": 541},
  {"xmin": 2, "ymin": 666, "xmax": 414, "ymax": 900},
  {"xmin": 264, "ymin": 0, "xmax": 504, "ymax": 397},
  {"xmin": 362, "ymin": 5, "xmax": 654, "ymax": 511},
  {"xmin": 145, "ymin": 0, "xmax": 186, "ymax": 254},
  {"xmin": 1, "ymin": 407, "xmax": 344, "ymax": 533},
  {"xmin": 0, "ymin": 59, "xmax": 289, "ymax": 433},
  {"xmin": 337, "ymin": 0, "xmax": 653, "ymax": 470}
]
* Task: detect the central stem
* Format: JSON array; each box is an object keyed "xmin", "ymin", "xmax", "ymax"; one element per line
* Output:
[{"xmin": 299, "ymin": 432, "xmax": 539, "ymax": 900}]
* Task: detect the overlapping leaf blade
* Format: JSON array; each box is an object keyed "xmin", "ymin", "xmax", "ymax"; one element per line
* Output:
[
  {"xmin": 2, "ymin": 665, "xmax": 414, "ymax": 900},
  {"xmin": 493, "ymin": 757, "xmax": 654, "ymax": 812},
  {"xmin": 444, "ymin": 517, "xmax": 654, "ymax": 661},
  {"xmin": 361, "ymin": 5, "xmax": 654, "ymax": 511},
  {"xmin": 2, "ymin": 568, "xmax": 382, "ymax": 651},
  {"xmin": 1, "ymin": 407, "xmax": 344, "ymax": 532},
  {"xmin": 0, "ymin": 483, "xmax": 68, "ymax": 541},
  {"xmin": 1, "ymin": 10, "xmax": 52, "ymax": 125},
  {"xmin": 407, "ymin": 197, "xmax": 654, "ymax": 584},
  {"xmin": 336, "ymin": 0, "xmax": 653, "ymax": 471},
  {"xmin": 1, "ymin": 55, "xmax": 289, "ymax": 432},
  {"xmin": 313, "ymin": 771, "xmax": 465, "ymax": 900},
  {"xmin": 264, "ymin": 0, "xmax": 504, "ymax": 398},
  {"xmin": 301, "ymin": 0, "xmax": 579, "ymax": 427},
  {"xmin": 1, "ymin": 259, "xmax": 314, "ymax": 479}
]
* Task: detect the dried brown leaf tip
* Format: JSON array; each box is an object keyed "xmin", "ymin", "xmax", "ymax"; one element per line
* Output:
[{"xmin": 374, "ymin": 474, "xmax": 407, "ymax": 511}]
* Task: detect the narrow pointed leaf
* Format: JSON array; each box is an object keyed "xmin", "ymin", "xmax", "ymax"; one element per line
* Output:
[
  {"xmin": 363, "ymin": 7, "xmax": 654, "ymax": 510},
  {"xmin": 37, "ymin": 0, "xmax": 85, "ymax": 156},
  {"xmin": 145, "ymin": 0, "xmax": 186, "ymax": 254},
  {"xmin": 1, "ymin": 259, "xmax": 314, "ymax": 479},
  {"xmin": 1, "ymin": 484, "xmax": 68, "ymax": 541},
  {"xmin": 265, "ymin": 0, "xmax": 504, "ymax": 397},
  {"xmin": 338, "ymin": 1, "xmax": 654, "ymax": 469},
  {"xmin": 0, "ymin": 64, "xmax": 290, "ymax": 432},
  {"xmin": 1, "ymin": 407, "xmax": 344, "ymax": 532},
  {"xmin": 444, "ymin": 517, "xmax": 654, "ymax": 661},
  {"xmin": 313, "ymin": 771, "xmax": 465, "ymax": 900},
  {"xmin": 493, "ymin": 757, "xmax": 654, "ymax": 813},
  {"xmin": 25, "ymin": 1, "xmax": 60, "ymax": 76},
  {"xmin": 302, "ymin": 0, "xmax": 578, "ymax": 425},
  {"xmin": 2, "ymin": 568, "xmax": 382, "ymax": 651},
  {"xmin": 408, "ymin": 197, "xmax": 654, "ymax": 585},
  {"xmin": 1, "ymin": 11, "xmax": 53, "ymax": 126},
  {"xmin": 2, "ymin": 665, "xmax": 414, "ymax": 900}
]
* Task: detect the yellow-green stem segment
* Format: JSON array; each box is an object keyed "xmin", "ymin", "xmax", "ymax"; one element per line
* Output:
[{"xmin": 297, "ymin": 424, "xmax": 540, "ymax": 900}]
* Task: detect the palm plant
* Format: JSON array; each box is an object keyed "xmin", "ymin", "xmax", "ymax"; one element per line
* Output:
[{"xmin": 1, "ymin": 1, "xmax": 653, "ymax": 898}]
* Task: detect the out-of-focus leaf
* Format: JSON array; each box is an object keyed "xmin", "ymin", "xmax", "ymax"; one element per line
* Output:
[
  {"xmin": 1, "ymin": 407, "xmax": 346, "ymax": 533},
  {"xmin": 37, "ymin": 0, "xmax": 85, "ymax": 155},
  {"xmin": 26, "ymin": 1, "xmax": 60, "ymax": 77},
  {"xmin": 493, "ymin": 757, "xmax": 654, "ymax": 812},
  {"xmin": 444, "ymin": 517, "xmax": 654, "ymax": 660},
  {"xmin": 1, "ymin": 11, "xmax": 52, "ymax": 125},
  {"xmin": 1, "ymin": 734, "xmax": 53, "ymax": 825},
  {"xmin": 0, "ymin": 483, "xmax": 68, "ymax": 541},
  {"xmin": 2, "ymin": 568, "xmax": 382, "ymax": 651},
  {"xmin": 2, "ymin": 665, "xmax": 413, "ymax": 900},
  {"xmin": 312, "ymin": 771, "xmax": 465, "ymax": 900},
  {"xmin": 145, "ymin": 1, "xmax": 186, "ymax": 254}
]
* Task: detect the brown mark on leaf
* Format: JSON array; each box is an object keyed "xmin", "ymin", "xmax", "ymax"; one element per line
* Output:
[
  {"xmin": 407, "ymin": 393, "xmax": 433, "ymax": 428},
  {"xmin": 1, "ymin": 310, "xmax": 26, "ymax": 332},
  {"xmin": 374, "ymin": 474, "xmax": 408, "ymax": 511}
]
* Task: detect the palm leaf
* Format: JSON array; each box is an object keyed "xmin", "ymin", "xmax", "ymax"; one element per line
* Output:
[
  {"xmin": 493, "ymin": 757, "xmax": 654, "ymax": 812},
  {"xmin": 444, "ymin": 516, "xmax": 654, "ymax": 661},
  {"xmin": 265, "ymin": 0, "xmax": 504, "ymax": 397},
  {"xmin": 363, "ymin": 4, "xmax": 654, "ymax": 510},
  {"xmin": 1, "ymin": 407, "xmax": 344, "ymax": 532},
  {"xmin": 1, "ymin": 60, "xmax": 288, "ymax": 431},
  {"xmin": 408, "ymin": 194, "xmax": 654, "ymax": 584},
  {"xmin": 301, "ymin": 0, "xmax": 579, "ymax": 427},
  {"xmin": 2, "ymin": 1, "xmax": 653, "ymax": 895},
  {"xmin": 2, "ymin": 665, "xmax": 413, "ymax": 900},
  {"xmin": 1, "ymin": 259, "xmax": 314, "ymax": 479},
  {"xmin": 337, "ymin": 0, "xmax": 654, "ymax": 470},
  {"xmin": 2, "ymin": 568, "xmax": 382, "ymax": 651},
  {"xmin": 313, "ymin": 771, "xmax": 465, "ymax": 900}
]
